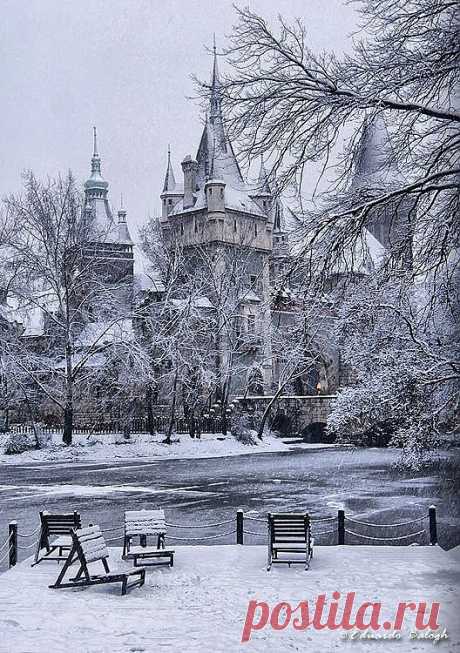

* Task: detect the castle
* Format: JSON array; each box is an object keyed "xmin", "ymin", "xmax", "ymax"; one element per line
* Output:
[{"xmin": 0, "ymin": 47, "xmax": 409, "ymax": 426}]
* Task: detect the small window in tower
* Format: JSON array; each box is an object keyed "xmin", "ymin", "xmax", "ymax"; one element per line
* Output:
[
  {"xmin": 247, "ymin": 314, "xmax": 256, "ymax": 334},
  {"xmin": 209, "ymin": 188, "xmax": 212, "ymax": 196},
  {"xmin": 180, "ymin": 223, "xmax": 184, "ymax": 235},
  {"xmin": 194, "ymin": 219, "xmax": 198, "ymax": 233},
  {"xmin": 220, "ymin": 188, "xmax": 224, "ymax": 199},
  {"xmin": 168, "ymin": 199, "xmax": 172, "ymax": 206},
  {"xmin": 233, "ymin": 220, "xmax": 237, "ymax": 233},
  {"xmin": 263, "ymin": 201, "xmax": 267, "ymax": 209},
  {"xmin": 250, "ymin": 274, "xmax": 257, "ymax": 289},
  {"xmin": 254, "ymin": 223, "xmax": 258, "ymax": 237}
]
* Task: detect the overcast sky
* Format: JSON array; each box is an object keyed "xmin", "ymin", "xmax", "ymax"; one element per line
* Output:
[{"xmin": 1, "ymin": 0, "xmax": 358, "ymax": 236}]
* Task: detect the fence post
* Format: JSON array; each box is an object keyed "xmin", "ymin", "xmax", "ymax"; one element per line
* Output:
[
  {"xmin": 337, "ymin": 509, "xmax": 345, "ymax": 545},
  {"xmin": 236, "ymin": 509, "xmax": 244, "ymax": 545},
  {"xmin": 9, "ymin": 521, "xmax": 17, "ymax": 568},
  {"xmin": 429, "ymin": 505, "xmax": 437, "ymax": 546}
]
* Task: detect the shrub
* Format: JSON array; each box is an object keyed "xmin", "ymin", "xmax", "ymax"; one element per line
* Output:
[
  {"xmin": 5, "ymin": 431, "xmax": 34, "ymax": 455},
  {"xmin": 230, "ymin": 415, "xmax": 257, "ymax": 445}
]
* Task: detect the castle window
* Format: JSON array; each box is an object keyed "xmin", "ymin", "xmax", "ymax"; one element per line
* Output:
[
  {"xmin": 247, "ymin": 314, "xmax": 256, "ymax": 334},
  {"xmin": 209, "ymin": 188, "xmax": 212, "ymax": 196},
  {"xmin": 168, "ymin": 199, "xmax": 172, "ymax": 206},
  {"xmin": 254, "ymin": 223, "xmax": 258, "ymax": 237},
  {"xmin": 233, "ymin": 219, "xmax": 237, "ymax": 232},
  {"xmin": 180, "ymin": 223, "xmax": 184, "ymax": 235},
  {"xmin": 250, "ymin": 274, "xmax": 257, "ymax": 288},
  {"xmin": 220, "ymin": 188, "xmax": 224, "ymax": 199},
  {"xmin": 194, "ymin": 219, "xmax": 198, "ymax": 233}
]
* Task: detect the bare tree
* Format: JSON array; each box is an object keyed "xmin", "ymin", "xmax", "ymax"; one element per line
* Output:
[
  {"xmin": 196, "ymin": 3, "xmax": 459, "ymax": 458},
  {"xmin": 3, "ymin": 172, "xmax": 133, "ymax": 445},
  {"xmin": 208, "ymin": 2, "xmax": 458, "ymax": 286}
]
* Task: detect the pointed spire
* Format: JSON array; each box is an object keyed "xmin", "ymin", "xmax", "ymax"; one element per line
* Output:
[
  {"xmin": 93, "ymin": 125, "xmax": 98, "ymax": 156},
  {"xmin": 257, "ymin": 156, "xmax": 271, "ymax": 194},
  {"xmin": 210, "ymin": 36, "xmax": 222, "ymax": 126},
  {"xmin": 195, "ymin": 39, "xmax": 244, "ymax": 187},
  {"xmin": 162, "ymin": 146, "xmax": 178, "ymax": 192},
  {"xmin": 89, "ymin": 125, "xmax": 104, "ymax": 179},
  {"xmin": 352, "ymin": 114, "xmax": 404, "ymax": 192}
]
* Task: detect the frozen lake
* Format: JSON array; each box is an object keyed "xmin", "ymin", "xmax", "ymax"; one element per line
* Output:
[{"xmin": 0, "ymin": 446, "xmax": 458, "ymax": 567}]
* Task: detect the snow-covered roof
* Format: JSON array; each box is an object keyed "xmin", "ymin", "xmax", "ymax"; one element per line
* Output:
[
  {"xmin": 239, "ymin": 289, "xmax": 262, "ymax": 303},
  {"xmin": 170, "ymin": 296, "xmax": 214, "ymax": 310},
  {"xmin": 169, "ymin": 52, "xmax": 267, "ymax": 219},
  {"xmin": 76, "ymin": 318, "xmax": 134, "ymax": 347},
  {"xmin": 329, "ymin": 228, "xmax": 385, "ymax": 275}
]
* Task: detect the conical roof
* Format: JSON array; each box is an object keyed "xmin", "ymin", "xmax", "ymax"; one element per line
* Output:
[
  {"xmin": 352, "ymin": 114, "xmax": 404, "ymax": 192},
  {"xmin": 196, "ymin": 47, "xmax": 243, "ymax": 189},
  {"xmin": 162, "ymin": 147, "xmax": 182, "ymax": 194}
]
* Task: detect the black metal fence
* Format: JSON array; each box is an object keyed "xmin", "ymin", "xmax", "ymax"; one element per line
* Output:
[
  {"xmin": 1, "ymin": 506, "xmax": 438, "ymax": 570},
  {"xmin": 10, "ymin": 416, "xmax": 225, "ymax": 436}
]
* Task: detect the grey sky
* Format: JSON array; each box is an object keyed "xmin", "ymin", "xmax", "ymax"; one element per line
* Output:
[{"xmin": 1, "ymin": 0, "xmax": 358, "ymax": 237}]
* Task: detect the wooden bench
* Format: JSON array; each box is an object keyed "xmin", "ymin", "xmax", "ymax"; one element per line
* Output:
[
  {"xmin": 49, "ymin": 525, "xmax": 145, "ymax": 595},
  {"xmin": 33, "ymin": 511, "xmax": 81, "ymax": 566},
  {"xmin": 122, "ymin": 509, "xmax": 174, "ymax": 567},
  {"xmin": 267, "ymin": 513, "xmax": 313, "ymax": 571}
]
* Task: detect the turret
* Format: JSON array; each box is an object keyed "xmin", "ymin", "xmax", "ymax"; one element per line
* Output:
[
  {"xmin": 251, "ymin": 157, "xmax": 273, "ymax": 215},
  {"xmin": 83, "ymin": 127, "xmax": 115, "ymax": 240},
  {"xmin": 160, "ymin": 147, "xmax": 183, "ymax": 219},
  {"xmin": 205, "ymin": 178, "xmax": 225, "ymax": 215},
  {"xmin": 181, "ymin": 155, "xmax": 198, "ymax": 209},
  {"xmin": 117, "ymin": 197, "xmax": 132, "ymax": 244}
]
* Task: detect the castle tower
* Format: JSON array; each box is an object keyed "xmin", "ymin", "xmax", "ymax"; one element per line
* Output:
[
  {"xmin": 84, "ymin": 127, "xmax": 116, "ymax": 241},
  {"xmin": 79, "ymin": 129, "xmax": 134, "ymax": 313},
  {"xmin": 158, "ymin": 42, "xmax": 274, "ymax": 394},
  {"xmin": 117, "ymin": 196, "xmax": 133, "ymax": 244},
  {"xmin": 160, "ymin": 147, "xmax": 184, "ymax": 221},
  {"xmin": 351, "ymin": 114, "xmax": 410, "ymax": 252}
]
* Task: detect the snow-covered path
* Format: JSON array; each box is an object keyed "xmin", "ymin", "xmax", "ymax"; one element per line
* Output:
[{"xmin": 0, "ymin": 545, "xmax": 458, "ymax": 653}]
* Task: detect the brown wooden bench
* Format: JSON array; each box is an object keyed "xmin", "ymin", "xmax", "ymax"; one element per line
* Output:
[
  {"xmin": 267, "ymin": 513, "xmax": 313, "ymax": 571},
  {"xmin": 49, "ymin": 525, "xmax": 145, "ymax": 595},
  {"xmin": 33, "ymin": 511, "xmax": 81, "ymax": 566},
  {"xmin": 122, "ymin": 509, "xmax": 174, "ymax": 567}
]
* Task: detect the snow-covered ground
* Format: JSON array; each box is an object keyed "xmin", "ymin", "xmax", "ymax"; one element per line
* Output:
[
  {"xmin": 0, "ymin": 545, "xmax": 457, "ymax": 653},
  {"xmin": 0, "ymin": 431, "xmax": 342, "ymax": 465}
]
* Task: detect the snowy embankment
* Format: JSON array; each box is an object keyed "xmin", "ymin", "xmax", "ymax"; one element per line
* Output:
[
  {"xmin": 0, "ymin": 431, "xmax": 341, "ymax": 465},
  {"xmin": 0, "ymin": 545, "xmax": 457, "ymax": 653}
]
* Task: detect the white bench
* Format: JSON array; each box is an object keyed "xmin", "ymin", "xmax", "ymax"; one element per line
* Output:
[{"xmin": 122, "ymin": 509, "xmax": 174, "ymax": 567}]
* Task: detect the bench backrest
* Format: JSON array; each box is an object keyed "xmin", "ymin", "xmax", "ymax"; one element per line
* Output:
[
  {"xmin": 125, "ymin": 509, "xmax": 166, "ymax": 537},
  {"xmin": 40, "ymin": 511, "xmax": 81, "ymax": 535},
  {"xmin": 268, "ymin": 513, "xmax": 310, "ymax": 544},
  {"xmin": 73, "ymin": 525, "xmax": 109, "ymax": 564}
]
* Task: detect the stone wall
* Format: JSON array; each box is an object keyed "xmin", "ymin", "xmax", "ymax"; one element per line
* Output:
[{"xmin": 235, "ymin": 394, "xmax": 336, "ymax": 437}]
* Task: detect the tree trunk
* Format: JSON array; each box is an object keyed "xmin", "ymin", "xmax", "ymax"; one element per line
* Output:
[
  {"xmin": 164, "ymin": 368, "xmax": 179, "ymax": 445},
  {"xmin": 63, "ymin": 323, "xmax": 74, "ymax": 445},
  {"xmin": 146, "ymin": 384, "xmax": 156, "ymax": 436},
  {"xmin": 188, "ymin": 412, "xmax": 196, "ymax": 439},
  {"xmin": 256, "ymin": 384, "xmax": 286, "ymax": 440},
  {"xmin": 63, "ymin": 404, "xmax": 73, "ymax": 446}
]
